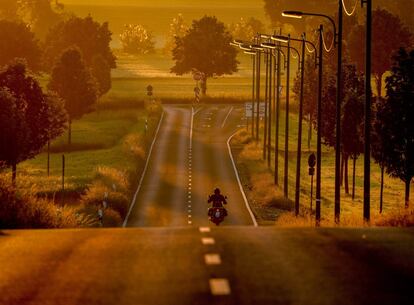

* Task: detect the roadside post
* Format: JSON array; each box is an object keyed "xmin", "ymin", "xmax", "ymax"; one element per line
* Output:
[
  {"xmin": 194, "ymin": 86, "xmax": 200, "ymax": 104},
  {"xmin": 146, "ymin": 85, "xmax": 153, "ymax": 101},
  {"xmin": 308, "ymin": 153, "xmax": 316, "ymax": 213}
]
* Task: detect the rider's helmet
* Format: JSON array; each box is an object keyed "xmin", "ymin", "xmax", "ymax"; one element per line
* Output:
[{"xmin": 214, "ymin": 188, "xmax": 220, "ymax": 195}]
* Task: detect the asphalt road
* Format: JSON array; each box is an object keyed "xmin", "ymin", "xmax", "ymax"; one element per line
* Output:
[
  {"xmin": 125, "ymin": 104, "xmax": 254, "ymax": 227},
  {"xmin": 1, "ymin": 227, "xmax": 413, "ymax": 305}
]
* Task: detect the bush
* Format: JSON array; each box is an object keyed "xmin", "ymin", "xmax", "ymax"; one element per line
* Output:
[
  {"xmin": 102, "ymin": 208, "xmax": 122, "ymax": 227},
  {"xmin": 80, "ymin": 181, "xmax": 130, "ymax": 219},
  {"xmin": 95, "ymin": 166, "xmax": 130, "ymax": 193},
  {"xmin": 0, "ymin": 178, "xmax": 92, "ymax": 228},
  {"xmin": 123, "ymin": 133, "xmax": 146, "ymax": 160}
]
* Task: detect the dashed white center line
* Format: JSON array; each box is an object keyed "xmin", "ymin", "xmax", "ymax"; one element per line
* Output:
[
  {"xmin": 199, "ymin": 227, "xmax": 210, "ymax": 233},
  {"xmin": 204, "ymin": 254, "xmax": 221, "ymax": 265},
  {"xmin": 209, "ymin": 279, "xmax": 231, "ymax": 295},
  {"xmin": 201, "ymin": 237, "xmax": 215, "ymax": 245}
]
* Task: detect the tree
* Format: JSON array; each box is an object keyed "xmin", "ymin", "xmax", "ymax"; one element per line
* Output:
[
  {"xmin": 19, "ymin": 0, "xmax": 64, "ymax": 40},
  {"xmin": 91, "ymin": 55, "xmax": 111, "ymax": 96},
  {"xmin": 377, "ymin": 48, "xmax": 414, "ymax": 207},
  {"xmin": 372, "ymin": 97, "xmax": 387, "ymax": 213},
  {"xmin": 317, "ymin": 63, "xmax": 365, "ymax": 194},
  {"xmin": 0, "ymin": 0, "xmax": 19, "ymax": 20},
  {"xmin": 44, "ymin": 15, "xmax": 115, "ymax": 97},
  {"xmin": 120, "ymin": 24, "xmax": 155, "ymax": 55},
  {"xmin": 48, "ymin": 48, "xmax": 98, "ymax": 146},
  {"xmin": 348, "ymin": 8, "xmax": 412, "ymax": 97},
  {"xmin": 342, "ymin": 91, "xmax": 364, "ymax": 199},
  {"xmin": 45, "ymin": 92, "xmax": 68, "ymax": 175},
  {"xmin": 164, "ymin": 14, "xmax": 188, "ymax": 54},
  {"xmin": 293, "ymin": 54, "xmax": 318, "ymax": 150},
  {"xmin": 171, "ymin": 16, "xmax": 238, "ymax": 95},
  {"xmin": 229, "ymin": 17, "xmax": 265, "ymax": 42},
  {"xmin": 0, "ymin": 20, "xmax": 42, "ymax": 72},
  {"xmin": 0, "ymin": 62, "xmax": 52, "ymax": 182}
]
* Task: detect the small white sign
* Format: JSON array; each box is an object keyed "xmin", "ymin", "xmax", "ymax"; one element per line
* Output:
[{"xmin": 245, "ymin": 102, "xmax": 265, "ymax": 118}]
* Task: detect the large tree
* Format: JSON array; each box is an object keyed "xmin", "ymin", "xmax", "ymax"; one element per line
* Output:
[
  {"xmin": 44, "ymin": 15, "xmax": 115, "ymax": 94},
  {"xmin": 377, "ymin": 48, "xmax": 414, "ymax": 207},
  {"xmin": 0, "ymin": 20, "xmax": 42, "ymax": 72},
  {"xmin": 293, "ymin": 54, "xmax": 318, "ymax": 150},
  {"xmin": 348, "ymin": 8, "xmax": 412, "ymax": 97},
  {"xmin": 0, "ymin": 62, "xmax": 60, "ymax": 182},
  {"xmin": 120, "ymin": 24, "xmax": 155, "ymax": 55},
  {"xmin": 171, "ymin": 16, "xmax": 238, "ymax": 95},
  {"xmin": 317, "ymin": 63, "xmax": 365, "ymax": 193},
  {"xmin": 164, "ymin": 14, "xmax": 188, "ymax": 55},
  {"xmin": 48, "ymin": 47, "xmax": 98, "ymax": 146},
  {"xmin": 19, "ymin": 0, "xmax": 64, "ymax": 40},
  {"xmin": 229, "ymin": 17, "xmax": 265, "ymax": 42}
]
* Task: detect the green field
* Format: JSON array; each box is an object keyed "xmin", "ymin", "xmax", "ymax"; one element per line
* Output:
[{"xmin": 9, "ymin": 99, "xmax": 155, "ymax": 198}]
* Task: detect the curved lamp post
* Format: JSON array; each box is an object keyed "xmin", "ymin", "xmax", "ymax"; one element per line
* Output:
[
  {"xmin": 283, "ymin": 6, "xmax": 343, "ymax": 224},
  {"xmin": 272, "ymin": 34, "xmax": 317, "ymax": 216},
  {"xmin": 262, "ymin": 40, "xmax": 300, "ymax": 199}
]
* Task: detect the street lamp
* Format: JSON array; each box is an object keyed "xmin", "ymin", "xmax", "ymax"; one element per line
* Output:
[
  {"xmin": 261, "ymin": 41, "xmax": 287, "ymax": 186},
  {"xmin": 230, "ymin": 40, "xmax": 258, "ymax": 137},
  {"xmin": 251, "ymin": 42, "xmax": 264, "ymax": 141},
  {"xmin": 363, "ymin": 0, "xmax": 372, "ymax": 222},
  {"xmin": 262, "ymin": 40, "xmax": 301, "ymax": 199},
  {"xmin": 272, "ymin": 34, "xmax": 317, "ymax": 216},
  {"xmin": 283, "ymin": 4, "xmax": 343, "ymax": 224}
]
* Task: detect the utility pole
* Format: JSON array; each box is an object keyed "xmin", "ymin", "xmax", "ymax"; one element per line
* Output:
[
  {"xmin": 334, "ymin": 1, "xmax": 343, "ymax": 224},
  {"xmin": 363, "ymin": 0, "xmax": 372, "ymax": 222},
  {"xmin": 294, "ymin": 34, "xmax": 306, "ymax": 216},
  {"xmin": 316, "ymin": 25, "xmax": 324, "ymax": 226},
  {"xmin": 284, "ymin": 35, "xmax": 291, "ymax": 199}
]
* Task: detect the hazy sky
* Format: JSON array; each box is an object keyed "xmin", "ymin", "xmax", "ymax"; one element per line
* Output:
[{"xmin": 60, "ymin": 0, "xmax": 263, "ymax": 8}]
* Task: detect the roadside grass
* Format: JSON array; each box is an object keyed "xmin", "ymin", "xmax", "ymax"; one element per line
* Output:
[
  {"xmin": 231, "ymin": 109, "xmax": 413, "ymax": 227},
  {"xmin": 0, "ymin": 92, "xmax": 162, "ymax": 227}
]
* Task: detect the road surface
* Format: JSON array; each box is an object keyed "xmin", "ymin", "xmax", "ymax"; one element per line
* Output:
[
  {"xmin": 1, "ymin": 227, "xmax": 413, "ymax": 305},
  {"xmin": 125, "ymin": 104, "xmax": 254, "ymax": 227}
]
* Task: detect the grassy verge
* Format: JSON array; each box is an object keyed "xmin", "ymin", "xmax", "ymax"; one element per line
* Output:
[
  {"xmin": 231, "ymin": 110, "xmax": 413, "ymax": 227},
  {"xmin": 0, "ymin": 97, "xmax": 162, "ymax": 228}
]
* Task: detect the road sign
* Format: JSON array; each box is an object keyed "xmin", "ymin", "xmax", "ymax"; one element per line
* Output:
[
  {"xmin": 308, "ymin": 153, "xmax": 316, "ymax": 176},
  {"xmin": 245, "ymin": 102, "xmax": 265, "ymax": 118}
]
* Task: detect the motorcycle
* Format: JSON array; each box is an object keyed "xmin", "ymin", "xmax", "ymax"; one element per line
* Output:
[{"xmin": 208, "ymin": 206, "xmax": 227, "ymax": 226}]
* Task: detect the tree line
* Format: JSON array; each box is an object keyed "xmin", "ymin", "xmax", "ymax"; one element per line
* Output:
[
  {"xmin": 0, "ymin": 0, "xmax": 116, "ymax": 183},
  {"xmin": 289, "ymin": 6, "xmax": 413, "ymax": 207}
]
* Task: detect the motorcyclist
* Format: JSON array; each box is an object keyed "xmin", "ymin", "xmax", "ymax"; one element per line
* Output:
[{"xmin": 208, "ymin": 188, "xmax": 227, "ymax": 208}]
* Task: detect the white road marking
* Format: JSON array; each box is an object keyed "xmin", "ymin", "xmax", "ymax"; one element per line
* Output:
[
  {"xmin": 201, "ymin": 237, "xmax": 215, "ymax": 245},
  {"xmin": 221, "ymin": 106, "xmax": 234, "ymax": 128},
  {"xmin": 199, "ymin": 227, "xmax": 211, "ymax": 233},
  {"xmin": 205, "ymin": 254, "xmax": 221, "ymax": 265},
  {"xmin": 123, "ymin": 112, "xmax": 165, "ymax": 227},
  {"xmin": 227, "ymin": 131, "xmax": 258, "ymax": 227},
  {"xmin": 190, "ymin": 107, "xmax": 194, "ymax": 150},
  {"xmin": 209, "ymin": 279, "xmax": 231, "ymax": 295}
]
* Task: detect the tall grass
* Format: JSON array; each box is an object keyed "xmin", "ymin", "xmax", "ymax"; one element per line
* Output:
[
  {"xmin": 0, "ymin": 178, "xmax": 95, "ymax": 229},
  {"xmin": 231, "ymin": 123, "xmax": 413, "ymax": 227}
]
